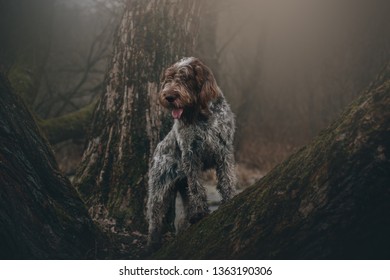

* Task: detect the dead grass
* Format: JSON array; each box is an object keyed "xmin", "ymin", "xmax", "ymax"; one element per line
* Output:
[{"xmin": 236, "ymin": 137, "xmax": 306, "ymax": 176}]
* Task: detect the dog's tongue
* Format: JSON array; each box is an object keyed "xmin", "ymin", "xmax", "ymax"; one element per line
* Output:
[{"xmin": 172, "ymin": 108, "xmax": 183, "ymax": 119}]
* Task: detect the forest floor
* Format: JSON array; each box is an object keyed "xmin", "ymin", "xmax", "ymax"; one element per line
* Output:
[{"xmin": 200, "ymin": 164, "xmax": 264, "ymax": 211}]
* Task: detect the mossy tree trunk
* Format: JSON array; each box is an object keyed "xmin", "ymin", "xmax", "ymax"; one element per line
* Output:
[
  {"xmin": 154, "ymin": 62, "xmax": 390, "ymax": 259},
  {"xmin": 74, "ymin": 0, "xmax": 203, "ymax": 237},
  {"xmin": 38, "ymin": 101, "xmax": 96, "ymax": 145},
  {"xmin": 0, "ymin": 74, "xmax": 99, "ymax": 259}
]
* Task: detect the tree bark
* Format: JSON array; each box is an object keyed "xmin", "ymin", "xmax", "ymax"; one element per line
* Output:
[
  {"xmin": 0, "ymin": 73, "xmax": 99, "ymax": 259},
  {"xmin": 74, "ymin": 0, "xmax": 203, "ymax": 242},
  {"xmin": 154, "ymin": 62, "xmax": 390, "ymax": 259}
]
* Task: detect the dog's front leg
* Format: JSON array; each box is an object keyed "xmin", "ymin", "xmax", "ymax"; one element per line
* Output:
[
  {"xmin": 216, "ymin": 145, "xmax": 237, "ymax": 203},
  {"xmin": 146, "ymin": 136, "xmax": 181, "ymax": 250},
  {"xmin": 181, "ymin": 152, "xmax": 209, "ymax": 224}
]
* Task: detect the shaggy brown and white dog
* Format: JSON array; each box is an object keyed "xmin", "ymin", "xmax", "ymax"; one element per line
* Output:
[{"xmin": 147, "ymin": 57, "xmax": 236, "ymax": 249}]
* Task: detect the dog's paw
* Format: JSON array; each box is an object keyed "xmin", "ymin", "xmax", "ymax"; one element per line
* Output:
[{"xmin": 145, "ymin": 229, "xmax": 162, "ymax": 253}]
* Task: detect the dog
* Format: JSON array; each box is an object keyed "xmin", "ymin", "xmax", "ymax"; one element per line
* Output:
[{"xmin": 146, "ymin": 57, "xmax": 236, "ymax": 249}]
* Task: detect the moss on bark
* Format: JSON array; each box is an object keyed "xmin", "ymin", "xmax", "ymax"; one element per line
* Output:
[{"xmin": 38, "ymin": 101, "xmax": 96, "ymax": 145}]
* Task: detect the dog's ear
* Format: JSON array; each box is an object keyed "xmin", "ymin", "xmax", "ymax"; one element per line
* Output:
[{"xmin": 193, "ymin": 60, "xmax": 220, "ymax": 116}]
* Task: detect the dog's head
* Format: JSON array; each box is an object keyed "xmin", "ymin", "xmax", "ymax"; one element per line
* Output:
[{"xmin": 159, "ymin": 57, "xmax": 220, "ymax": 120}]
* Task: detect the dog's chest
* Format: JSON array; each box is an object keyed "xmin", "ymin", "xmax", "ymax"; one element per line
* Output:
[{"xmin": 174, "ymin": 121, "xmax": 218, "ymax": 160}]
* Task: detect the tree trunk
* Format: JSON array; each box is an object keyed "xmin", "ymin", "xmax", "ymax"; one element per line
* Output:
[
  {"xmin": 154, "ymin": 62, "xmax": 390, "ymax": 259},
  {"xmin": 0, "ymin": 74, "xmax": 99, "ymax": 259},
  {"xmin": 74, "ymin": 0, "xmax": 203, "ymax": 243}
]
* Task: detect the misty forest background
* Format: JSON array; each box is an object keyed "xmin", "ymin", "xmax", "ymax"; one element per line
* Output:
[
  {"xmin": 2, "ymin": 0, "xmax": 389, "ymax": 175},
  {"xmin": 0, "ymin": 0, "xmax": 389, "ymax": 259}
]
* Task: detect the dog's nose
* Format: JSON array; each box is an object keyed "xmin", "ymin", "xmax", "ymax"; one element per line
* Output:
[{"xmin": 165, "ymin": 96, "xmax": 176, "ymax": 103}]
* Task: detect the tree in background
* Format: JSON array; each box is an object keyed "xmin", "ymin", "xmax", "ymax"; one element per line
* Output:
[
  {"xmin": 211, "ymin": 0, "xmax": 390, "ymax": 161},
  {"xmin": 0, "ymin": 0, "xmax": 53, "ymax": 106},
  {"xmin": 0, "ymin": 0, "xmax": 124, "ymax": 176},
  {"xmin": 36, "ymin": 0, "xmax": 123, "ymax": 118},
  {"xmin": 0, "ymin": 0, "xmax": 122, "ymax": 147},
  {"xmin": 74, "ymin": 0, "xmax": 204, "ymax": 256}
]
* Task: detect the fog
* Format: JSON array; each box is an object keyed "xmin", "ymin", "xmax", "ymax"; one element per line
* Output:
[
  {"xmin": 1, "ymin": 0, "xmax": 389, "ymax": 171},
  {"xmin": 210, "ymin": 0, "xmax": 389, "ymax": 167}
]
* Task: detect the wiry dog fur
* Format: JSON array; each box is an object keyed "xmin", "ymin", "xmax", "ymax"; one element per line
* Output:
[{"xmin": 147, "ymin": 57, "xmax": 236, "ymax": 249}]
